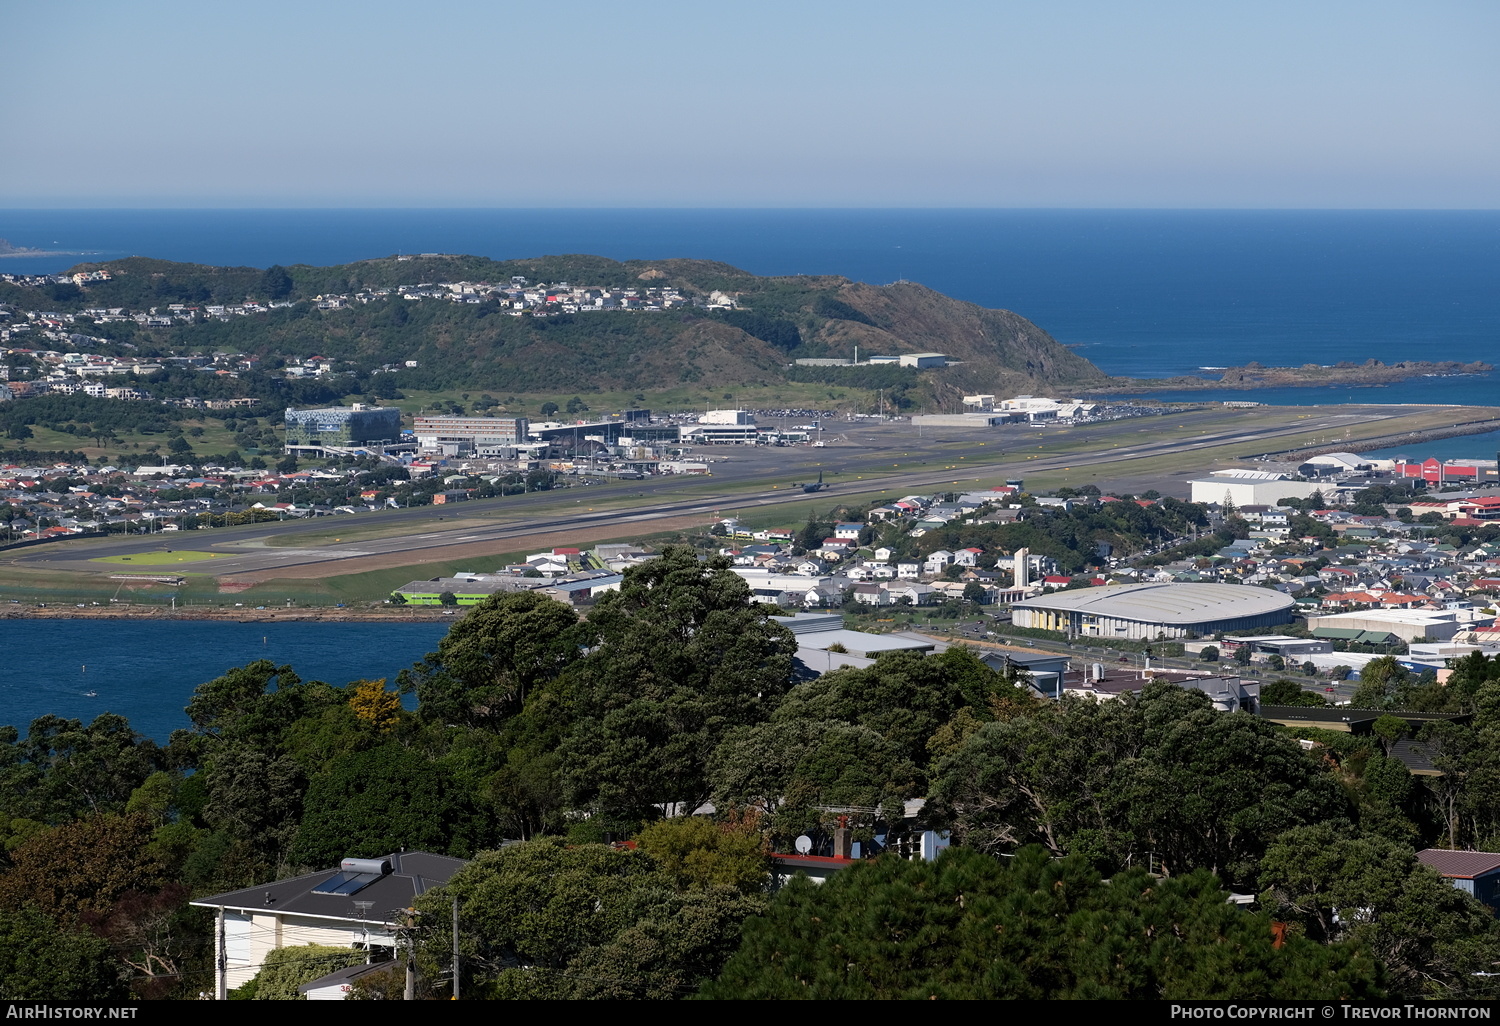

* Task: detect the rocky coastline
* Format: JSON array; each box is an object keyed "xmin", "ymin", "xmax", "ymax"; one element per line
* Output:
[{"xmin": 1097, "ymin": 358, "xmax": 1493, "ymax": 394}]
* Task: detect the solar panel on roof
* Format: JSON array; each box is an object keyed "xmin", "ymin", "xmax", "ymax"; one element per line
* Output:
[{"xmin": 311, "ymin": 871, "xmax": 382, "ymax": 896}]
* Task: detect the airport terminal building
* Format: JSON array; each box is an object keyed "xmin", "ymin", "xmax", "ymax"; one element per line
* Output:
[
  {"xmin": 413, "ymin": 415, "xmax": 530, "ymax": 454},
  {"xmin": 284, "ymin": 404, "xmax": 402, "ymax": 451},
  {"xmin": 1011, "ymin": 583, "xmax": 1295, "ymax": 640}
]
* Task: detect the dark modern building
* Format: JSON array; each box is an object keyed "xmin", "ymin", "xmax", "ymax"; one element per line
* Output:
[{"xmin": 284, "ymin": 404, "xmax": 402, "ymax": 452}]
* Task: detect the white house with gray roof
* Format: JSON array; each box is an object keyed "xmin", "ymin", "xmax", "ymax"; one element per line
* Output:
[{"xmin": 192, "ymin": 851, "xmax": 467, "ymax": 995}]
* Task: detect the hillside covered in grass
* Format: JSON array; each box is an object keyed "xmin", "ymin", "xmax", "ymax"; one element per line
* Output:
[{"xmin": 10, "ymin": 254, "xmax": 1113, "ymax": 407}]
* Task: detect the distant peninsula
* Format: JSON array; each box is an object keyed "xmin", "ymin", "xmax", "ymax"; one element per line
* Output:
[
  {"xmin": 1, "ymin": 254, "xmax": 1109, "ymax": 407},
  {"xmin": 0, "ymin": 253, "xmax": 1489, "ymax": 406},
  {"xmin": 0, "ymin": 238, "xmax": 54, "ymax": 257}
]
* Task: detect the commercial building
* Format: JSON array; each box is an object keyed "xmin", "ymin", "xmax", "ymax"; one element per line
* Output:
[
  {"xmin": 680, "ymin": 409, "xmax": 761, "ymax": 445},
  {"xmin": 898, "ymin": 353, "xmax": 947, "ymax": 368},
  {"xmin": 910, "ymin": 413, "xmax": 1014, "ymax": 428},
  {"xmin": 1306, "ymin": 608, "xmax": 1466, "ymax": 643},
  {"xmin": 1011, "ymin": 582, "xmax": 1295, "ymax": 640},
  {"xmin": 772, "ymin": 612, "xmax": 936, "ymax": 675},
  {"xmin": 1393, "ymin": 458, "xmax": 1499, "ymax": 486},
  {"xmin": 283, "ymin": 404, "xmax": 402, "ymax": 452},
  {"xmin": 997, "ymin": 396, "xmax": 1098, "ymax": 421},
  {"xmin": 530, "ymin": 410, "xmax": 650, "ymax": 449},
  {"xmin": 412, "ymin": 415, "xmax": 530, "ymax": 454},
  {"xmin": 1188, "ymin": 468, "xmax": 1323, "ymax": 507}
]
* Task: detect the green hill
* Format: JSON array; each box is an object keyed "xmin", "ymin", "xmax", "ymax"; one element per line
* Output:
[{"xmin": 16, "ymin": 254, "xmax": 1112, "ymax": 408}]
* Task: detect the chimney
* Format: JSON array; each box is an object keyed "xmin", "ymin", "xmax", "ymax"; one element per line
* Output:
[{"xmin": 833, "ymin": 815, "xmax": 854, "ymax": 859}]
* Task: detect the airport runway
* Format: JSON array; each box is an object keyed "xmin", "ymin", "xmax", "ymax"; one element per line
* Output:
[{"xmin": 7, "ymin": 404, "xmax": 1447, "ymax": 578}]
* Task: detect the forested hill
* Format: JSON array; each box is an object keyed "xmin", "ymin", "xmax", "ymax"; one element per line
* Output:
[{"xmin": 22, "ymin": 254, "xmax": 1111, "ymax": 402}]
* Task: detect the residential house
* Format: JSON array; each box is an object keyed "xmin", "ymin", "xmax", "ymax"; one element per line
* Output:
[{"xmin": 192, "ymin": 852, "xmax": 467, "ymax": 995}]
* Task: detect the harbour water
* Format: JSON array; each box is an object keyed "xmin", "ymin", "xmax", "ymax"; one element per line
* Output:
[
  {"xmin": 0, "ymin": 619, "xmax": 452, "ymax": 741},
  {"xmin": 1355, "ymin": 427, "xmax": 1500, "ymax": 463}
]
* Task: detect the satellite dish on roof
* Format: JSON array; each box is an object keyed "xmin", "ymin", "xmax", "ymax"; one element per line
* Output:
[{"xmin": 795, "ymin": 835, "xmax": 813, "ymax": 855}]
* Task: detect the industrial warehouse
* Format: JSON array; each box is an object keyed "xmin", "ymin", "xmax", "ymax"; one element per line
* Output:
[{"xmin": 1010, "ymin": 583, "xmax": 1296, "ymax": 640}]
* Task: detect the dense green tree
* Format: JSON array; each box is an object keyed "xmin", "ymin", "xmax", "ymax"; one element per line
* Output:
[
  {"xmin": 258, "ymin": 265, "xmax": 295, "ymax": 301},
  {"xmin": 1444, "ymin": 651, "xmax": 1500, "ymax": 708},
  {"xmin": 561, "ymin": 884, "xmax": 765, "ymax": 1000},
  {"xmin": 0, "ymin": 714, "xmax": 163, "ymax": 824},
  {"xmin": 1261, "ymin": 678, "xmax": 1328, "ymax": 707},
  {"xmin": 769, "ymin": 650, "xmax": 976, "ymax": 768},
  {"xmin": 1408, "ymin": 683, "xmax": 1500, "ymax": 850},
  {"xmin": 414, "ymin": 838, "xmax": 764, "ymax": 999},
  {"xmin": 1260, "ymin": 826, "xmax": 1500, "ymax": 999},
  {"xmin": 181, "ymin": 660, "xmax": 355, "ymax": 769},
  {"xmin": 289, "ymin": 743, "xmax": 485, "ymax": 866},
  {"xmin": 558, "ymin": 546, "xmax": 795, "ymax": 827},
  {"xmin": 797, "ymin": 515, "xmax": 829, "ymax": 553},
  {"xmin": 711, "ymin": 718, "xmax": 916, "ymax": 845},
  {"xmin": 466, "ymin": 695, "xmax": 570, "ymax": 840},
  {"xmin": 0, "ymin": 814, "xmax": 167, "ymax": 925},
  {"xmin": 200, "ymin": 744, "xmax": 306, "ymax": 871},
  {"xmin": 701, "ymin": 846, "xmax": 1381, "ymax": 1000},
  {"xmin": 244, "ymin": 944, "xmax": 365, "ymax": 1000},
  {"xmin": 0, "ymin": 909, "xmax": 126, "ymax": 1001},
  {"xmin": 1352, "ymin": 750, "xmax": 1426, "ymax": 844},
  {"xmin": 718, "ymin": 309, "xmax": 803, "ymax": 351},
  {"xmin": 710, "ymin": 647, "xmax": 1020, "ymax": 846},
  {"xmin": 931, "ymin": 683, "xmax": 1346, "ymax": 887},
  {"xmin": 402, "ymin": 590, "xmax": 581, "ymax": 727},
  {"xmin": 634, "ymin": 816, "xmax": 768, "ymax": 894},
  {"xmin": 1349, "ymin": 656, "xmax": 1412, "ymax": 710}
]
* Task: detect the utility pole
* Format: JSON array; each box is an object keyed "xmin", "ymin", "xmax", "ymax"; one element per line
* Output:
[
  {"xmin": 452, "ymin": 895, "xmax": 460, "ymax": 1000},
  {"xmin": 405, "ymin": 928, "xmax": 416, "ymax": 1000},
  {"xmin": 215, "ymin": 906, "xmax": 226, "ymax": 1000}
]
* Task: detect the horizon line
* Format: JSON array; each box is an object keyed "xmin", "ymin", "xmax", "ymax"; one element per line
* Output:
[{"xmin": 2, "ymin": 205, "xmax": 1499, "ymax": 214}]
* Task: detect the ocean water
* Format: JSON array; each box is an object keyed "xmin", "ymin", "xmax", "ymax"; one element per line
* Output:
[
  {"xmin": 2, "ymin": 208, "xmax": 1497, "ymax": 402},
  {"xmin": 1355, "ymin": 427, "xmax": 1500, "ymax": 463},
  {"xmin": 0, "ymin": 620, "xmax": 452, "ymax": 741}
]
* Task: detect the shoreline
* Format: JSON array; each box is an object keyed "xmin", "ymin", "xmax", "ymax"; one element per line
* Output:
[
  {"xmin": 0, "ymin": 606, "xmax": 461, "ymax": 623},
  {"xmin": 1091, "ymin": 360, "xmax": 1494, "ymax": 395},
  {"xmin": 0, "ymin": 250, "xmax": 96, "ymax": 259}
]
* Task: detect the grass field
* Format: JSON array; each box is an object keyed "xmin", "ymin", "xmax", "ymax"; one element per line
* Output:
[
  {"xmin": 91, "ymin": 550, "xmax": 225, "ymax": 565},
  {"xmin": 379, "ymin": 383, "xmax": 883, "ymax": 421},
  {"xmin": 21, "ymin": 416, "xmax": 273, "ymax": 466},
  {"xmin": 261, "ymin": 519, "xmax": 490, "ymax": 549}
]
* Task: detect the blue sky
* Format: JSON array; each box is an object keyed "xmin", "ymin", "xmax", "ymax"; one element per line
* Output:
[{"xmin": 3, "ymin": 0, "xmax": 1495, "ymax": 208}]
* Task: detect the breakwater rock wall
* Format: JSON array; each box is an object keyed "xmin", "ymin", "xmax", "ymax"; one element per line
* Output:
[{"xmin": 1103, "ymin": 359, "xmax": 1493, "ymax": 393}]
